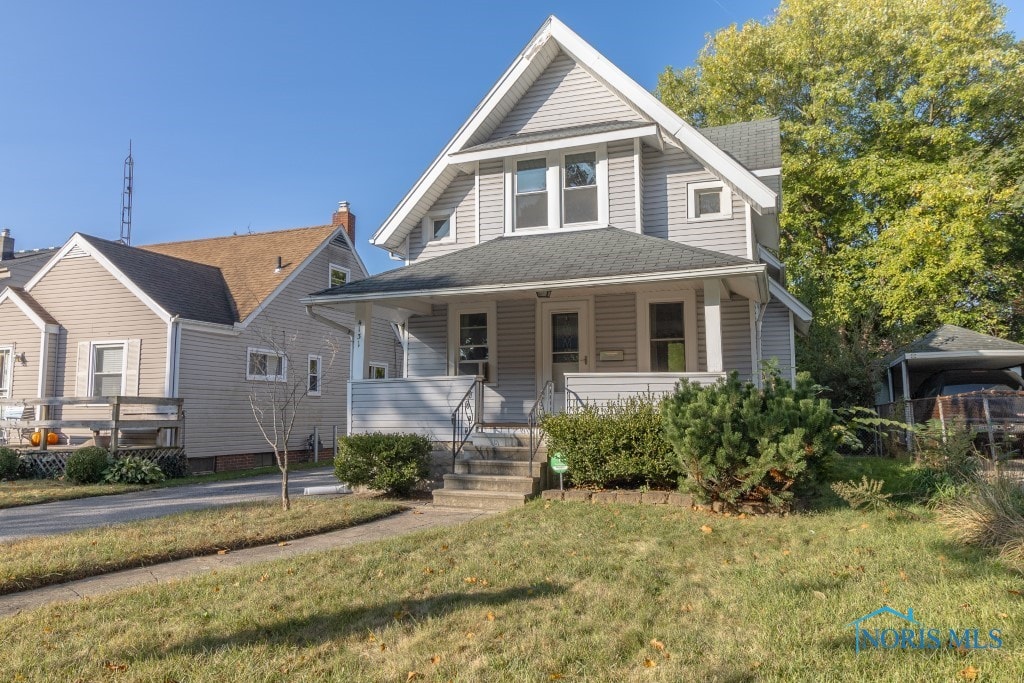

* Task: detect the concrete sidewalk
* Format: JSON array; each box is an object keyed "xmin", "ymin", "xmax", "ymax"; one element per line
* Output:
[{"xmin": 0, "ymin": 501, "xmax": 488, "ymax": 618}]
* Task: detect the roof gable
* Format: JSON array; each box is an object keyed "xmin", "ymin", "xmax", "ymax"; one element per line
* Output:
[
  {"xmin": 488, "ymin": 51, "xmax": 640, "ymax": 140},
  {"xmin": 371, "ymin": 16, "xmax": 778, "ymax": 255},
  {"xmin": 904, "ymin": 324, "xmax": 1024, "ymax": 354},
  {"xmin": 0, "ymin": 286, "xmax": 58, "ymax": 330}
]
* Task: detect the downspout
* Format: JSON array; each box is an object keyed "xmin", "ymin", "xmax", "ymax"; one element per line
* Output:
[{"xmin": 305, "ymin": 304, "xmax": 354, "ymax": 337}]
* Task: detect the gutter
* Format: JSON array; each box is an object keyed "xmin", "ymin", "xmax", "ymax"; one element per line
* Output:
[{"xmin": 305, "ymin": 304, "xmax": 354, "ymax": 337}]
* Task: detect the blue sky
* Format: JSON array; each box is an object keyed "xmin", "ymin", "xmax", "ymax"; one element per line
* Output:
[{"xmin": 2, "ymin": 1, "xmax": 1022, "ymax": 275}]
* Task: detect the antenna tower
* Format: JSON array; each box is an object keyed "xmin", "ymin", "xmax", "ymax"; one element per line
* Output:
[{"xmin": 120, "ymin": 141, "xmax": 134, "ymax": 245}]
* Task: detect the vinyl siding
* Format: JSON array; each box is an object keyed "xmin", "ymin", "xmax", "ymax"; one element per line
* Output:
[
  {"xmin": 489, "ymin": 52, "xmax": 638, "ymax": 139},
  {"xmin": 761, "ymin": 299, "xmax": 794, "ymax": 381},
  {"xmin": 0, "ymin": 301, "xmax": 44, "ymax": 400},
  {"xmin": 408, "ymin": 172, "xmax": 477, "ymax": 262},
  {"xmin": 642, "ymin": 144, "xmax": 750, "ymax": 257},
  {"xmin": 350, "ymin": 376, "xmax": 477, "ymax": 440},
  {"xmin": 607, "ymin": 140, "xmax": 636, "ymax": 231},
  {"xmin": 406, "ymin": 305, "xmax": 448, "ymax": 377},
  {"xmin": 478, "ymin": 160, "xmax": 505, "ymax": 242},
  {"xmin": 721, "ymin": 297, "xmax": 753, "ymax": 381},
  {"xmin": 176, "ymin": 244, "xmax": 401, "ymax": 461},
  {"xmin": 485, "ymin": 299, "xmax": 536, "ymax": 422},
  {"xmin": 594, "ymin": 293, "xmax": 637, "ymax": 372}
]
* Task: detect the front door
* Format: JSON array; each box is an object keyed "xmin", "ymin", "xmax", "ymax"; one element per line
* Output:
[{"xmin": 540, "ymin": 300, "xmax": 591, "ymax": 412}]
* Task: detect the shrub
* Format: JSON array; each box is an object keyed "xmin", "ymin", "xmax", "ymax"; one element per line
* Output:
[
  {"xmin": 0, "ymin": 447, "xmax": 21, "ymax": 480},
  {"xmin": 541, "ymin": 396, "xmax": 678, "ymax": 488},
  {"xmin": 156, "ymin": 451, "xmax": 190, "ymax": 479},
  {"xmin": 662, "ymin": 370, "xmax": 840, "ymax": 509},
  {"xmin": 64, "ymin": 447, "xmax": 111, "ymax": 484},
  {"xmin": 335, "ymin": 433, "xmax": 431, "ymax": 495},
  {"xmin": 103, "ymin": 455, "xmax": 166, "ymax": 484},
  {"xmin": 830, "ymin": 476, "xmax": 893, "ymax": 512},
  {"xmin": 938, "ymin": 476, "xmax": 1024, "ymax": 570}
]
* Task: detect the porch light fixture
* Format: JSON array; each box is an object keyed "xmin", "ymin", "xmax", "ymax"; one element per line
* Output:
[{"xmin": 536, "ymin": 290, "xmax": 552, "ymax": 299}]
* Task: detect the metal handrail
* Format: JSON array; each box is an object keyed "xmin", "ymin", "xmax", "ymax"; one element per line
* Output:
[
  {"xmin": 450, "ymin": 377, "xmax": 483, "ymax": 467},
  {"xmin": 527, "ymin": 381, "xmax": 554, "ymax": 472}
]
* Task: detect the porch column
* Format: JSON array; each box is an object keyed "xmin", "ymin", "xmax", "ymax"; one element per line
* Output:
[
  {"xmin": 351, "ymin": 302, "xmax": 373, "ymax": 380},
  {"xmin": 703, "ymin": 278, "xmax": 723, "ymax": 373}
]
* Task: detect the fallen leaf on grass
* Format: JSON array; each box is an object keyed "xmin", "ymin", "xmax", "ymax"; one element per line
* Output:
[
  {"xmin": 700, "ymin": 525, "xmax": 713, "ymax": 534},
  {"xmin": 812, "ymin": 591, "xmax": 826, "ymax": 601},
  {"xmin": 407, "ymin": 672, "xmax": 423, "ymax": 681},
  {"xmin": 1009, "ymin": 589, "xmax": 1022, "ymax": 596},
  {"xmin": 999, "ymin": 612, "xmax": 1009, "ymax": 618},
  {"xmin": 486, "ymin": 611, "xmax": 496, "ymax": 621},
  {"xmin": 259, "ymin": 574, "xmax": 269, "ymax": 583},
  {"xmin": 278, "ymin": 541, "xmax": 289, "ymax": 547},
  {"xmin": 104, "ymin": 661, "xmax": 128, "ymax": 672},
  {"xmin": 549, "ymin": 674, "xmax": 565, "ymax": 681},
  {"xmin": 464, "ymin": 577, "xmax": 477, "ymax": 584},
  {"xmin": 959, "ymin": 665, "xmax": 979, "ymax": 681},
  {"xmin": 899, "ymin": 570, "xmax": 908, "ymax": 581},
  {"xmin": 430, "ymin": 655, "xmax": 441, "ymax": 665},
  {"xmin": 466, "ymin": 632, "xmax": 475, "ymax": 639},
  {"xmin": 650, "ymin": 638, "xmax": 665, "ymax": 651},
  {"xmin": 643, "ymin": 658, "xmax": 657, "ymax": 668},
  {"xmin": 216, "ymin": 549, "xmax": 229, "ymax": 555},
  {"xmin": 412, "ymin": 510, "xmax": 424, "ymax": 515},
  {"xmin": 782, "ymin": 549, "xmax": 791, "ymax": 556},
  {"xmin": 380, "ymin": 644, "xmax": 387, "ymax": 652}
]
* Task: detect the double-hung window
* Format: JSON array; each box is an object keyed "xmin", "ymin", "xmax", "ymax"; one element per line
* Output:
[
  {"xmin": 0, "ymin": 347, "xmax": 12, "ymax": 398},
  {"xmin": 648, "ymin": 303, "xmax": 686, "ymax": 372},
  {"xmin": 448, "ymin": 303, "xmax": 497, "ymax": 383},
  {"xmin": 92, "ymin": 343, "xmax": 126, "ymax": 397},
  {"xmin": 307, "ymin": 355, "xmax": 322, "ymax": 396},
  {"xmin": 509, "ymin": 145, "xmax": 607, "ymax": 232},
  {"xmin": 514, "ymin": 159, "xmax": 548, "ymax": 229},
  {"xmin": 247, "ymin": 347, "xmax": 287, "ymax": 382},
  {"xmin": 329, "ymin": 264, "xmax": 350, "ymax": 288}
]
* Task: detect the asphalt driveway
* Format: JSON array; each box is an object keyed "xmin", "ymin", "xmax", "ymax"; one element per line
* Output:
[{"xmin": 0, "ymin": 468, "xmax": 341, "ymax": 542}]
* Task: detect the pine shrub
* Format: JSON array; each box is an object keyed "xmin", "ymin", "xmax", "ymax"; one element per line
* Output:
[{"xmin": 662, "ymin": 370, "xmax": 839, "ymax": 509}]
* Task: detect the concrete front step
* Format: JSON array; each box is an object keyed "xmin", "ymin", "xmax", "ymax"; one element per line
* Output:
[
  {"xmin": 442, "ymin": 473, "xmax": 539, "ymax": 494},
  {"xmin": 455, "ymin": 459, "xmax": 544, "ymax": 477},
  {"xmin": 432, "ymin": 489, "xmax": 529, "ymax": 511},
  {"xmin": 463, "ymin": 444, "xmax": 543, "ymax": 462},
  {"xmin": 471, "ymin": 429, "xmax": 531, "ymax": 448}
]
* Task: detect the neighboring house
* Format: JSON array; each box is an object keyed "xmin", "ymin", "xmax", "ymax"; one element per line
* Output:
[
  {"xmin": 0, "ymin": 230, "xmax": 59, "ymax": 288},
  {"xmin": 0, "ymin": 204, "xmax": 400, "ymax": 472},
  {"xmin": 303, "ymin": 17, "xmax": 812, "ymax": 507}
]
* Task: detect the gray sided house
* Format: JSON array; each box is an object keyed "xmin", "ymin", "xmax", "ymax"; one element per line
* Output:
[
  {"xmin": 0, "ymin": 205, "xmax": 400, "ymax": 472},
  {"xmin": 305, "ymin": 17, "xmax": 812, "ymax": 508}
]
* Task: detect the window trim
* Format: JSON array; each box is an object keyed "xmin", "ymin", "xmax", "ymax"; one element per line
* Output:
[
  {"xmin": 328, "ymin": 263, "xmax": 351, "ymax": 288},
  {"xmin": 687, "ymin": 180, "xmax": 733, "ymax": 221},
  {"xmin": 368, "ymin": 363, "xmax": 388, "ymax": 380},
  {"xmin": 636, "ymin": 291, "xmax": 698, "ymax": 373},
  {"xmin": 504, "ymin": 143, "xmax": 608, "ymax": 234},
  {"xmin": 246, "ymin": 346, "xmax": 288, "ymax": 382},
  {"xmin": 447, "ymin": 301, "xmax": 498, "ymax": 384},
  {"xmin": 89, "ymin": 340, "xmax": 128, "ymax": 398},
  {"xmin": 422, "ymin": 209, "xmax": 456, "ymax": 245},
  {"xmin": 0, "ymin": 346, "xmax": 13, "ymax": 399},
  {"xmin": 307, "ymin": 354, "xmax": 322, "ymax": 397}
]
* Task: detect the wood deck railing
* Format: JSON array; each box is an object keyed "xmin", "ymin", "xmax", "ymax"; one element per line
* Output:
[{"xmin": 0, "ymin": 396, "xmax": 184, "ymax": 453}]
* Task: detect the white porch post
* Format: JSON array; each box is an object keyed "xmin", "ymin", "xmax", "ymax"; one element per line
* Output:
[
  {"xmin": 351, "ymin": 302, "xmax": 374, "ymax": 380},
  {"xmin": 703, "ymin": 278, "xmax": 724, "ymax": 373}
]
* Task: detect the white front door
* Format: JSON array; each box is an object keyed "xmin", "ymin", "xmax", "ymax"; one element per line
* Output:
[{"xmin": 539, "ymin": 300, "xmax": 592, "ymax": 412}]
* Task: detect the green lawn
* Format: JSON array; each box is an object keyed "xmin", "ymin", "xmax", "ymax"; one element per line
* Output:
[
  {"xmin": 0, "ymin": 461, "xmax": 332, "ymax": 509},
  {"xmin": 1, "ymin": 500, "xmax": 1020, "ymax": 681},
  {"xmin": 0, "ymin": 497, "xmax": 403, "ymax": 594}
]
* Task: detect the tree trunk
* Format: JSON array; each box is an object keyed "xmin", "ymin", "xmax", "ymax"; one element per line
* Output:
[{"xmin": 280, "ymin": 450, "xmax": 290, "ymax": 511}]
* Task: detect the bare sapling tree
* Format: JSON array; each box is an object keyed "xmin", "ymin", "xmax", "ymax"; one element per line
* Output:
[{"xmin": 247, "ymin": 326, "xmax": 339, "ymax": 511}]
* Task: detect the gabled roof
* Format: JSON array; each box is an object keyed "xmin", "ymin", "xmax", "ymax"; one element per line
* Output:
[
  {"xmin": 0, "ymin": 248, "xmax": 60, "ymax": 288},
  {"xmin": 309, "ymin": 227, "xmax": 759, "ymax": 301},
  {"xmin": 701, "ymin": 119, "xmax": 781, "ymax": 172},
  {"xmin": 141, "ymin": 224, "xmax": 339, "ymax": 323},
  {"xmin": 371, "ymin": 16, "xmax": 778, "ymax": 255},
  {"xmin": 0, "ymin": 286, "xmax": 59, "ymax": 330}
]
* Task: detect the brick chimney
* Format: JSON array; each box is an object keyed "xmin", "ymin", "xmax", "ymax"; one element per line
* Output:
[
  {"xmin": 332, "ymin": 201, "xmax": 356, "ymax": 245},
  {"xmin": 0, "ymin": 229, "xmax": 14, "ymax": 261}
]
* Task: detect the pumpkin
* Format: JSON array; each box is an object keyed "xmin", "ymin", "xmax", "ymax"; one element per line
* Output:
[
  {"xmin": 30, "ymin": 432, "xmax": 59, "ymax": 446},
  {"xmin": 30, "ymin": 431, "xmax": 40, "ymax": 446}
]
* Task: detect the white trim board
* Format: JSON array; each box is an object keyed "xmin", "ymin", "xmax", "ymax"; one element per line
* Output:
[{"xmin": 0, "ymin": 288, "xmax": 59, "ymax": 333}]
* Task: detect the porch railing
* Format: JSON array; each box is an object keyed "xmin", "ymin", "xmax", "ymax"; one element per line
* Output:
[
  {"xmin": 527, "ymin": 380, "xmax": 554, "ymax": 471},
  {"xmin": 451, "ymin": 376, "xmax": 484, "ymax": 466},
  {"xmin": 564, "ymin": 372, "xmax": 726, "ymax": 413}
]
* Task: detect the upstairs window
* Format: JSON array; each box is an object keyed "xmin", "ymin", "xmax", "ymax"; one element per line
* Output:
[
  {"xmin": 92, "ymin": 343, "xmax": 126, "ymax": 397},
  {"xmin": 247, "ymin": 347, "xmax": 287, "ymax": 382},
  {"xmin": 422, "ymin": 210, "xmax": 455, "ymax": 245},
  {"xmin": 563, "ymin": 152, "xmax": 598, "ymax": 224},
  {"xmin": 688, "ymin": 180, "xmax": 732, "ymax": 220},
  {"xmin": 515, "ymin": 158, "xmax": 548, "ymax": 229},
  {"xmin": 329, "ymin": 264, "xmax": 350, "ymax": 288}
]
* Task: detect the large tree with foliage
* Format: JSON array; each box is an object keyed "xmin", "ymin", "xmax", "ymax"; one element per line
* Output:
[{"xmin": 658, "ymin": 0, "xmax": 1024, "ymax": 405}]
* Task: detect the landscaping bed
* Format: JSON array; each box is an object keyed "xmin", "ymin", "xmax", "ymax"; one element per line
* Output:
[
  {"xmin": 0, "ymin": 496, "xmax": 404, "ymax": 595},
  {"xmin": 0, "ymin": 500, "xmax": 1019, "ymax": 680}
]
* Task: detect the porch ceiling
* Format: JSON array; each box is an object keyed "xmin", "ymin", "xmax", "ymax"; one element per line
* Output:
[{"xmin": 304, "ymin": 228, "xmax": 767, "ymax": 314}]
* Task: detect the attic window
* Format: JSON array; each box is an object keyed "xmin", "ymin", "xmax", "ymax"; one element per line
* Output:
[
  {"xmin": 688, "ymin": 180, "xmax": 732, "ymax": 220},
  {"xmin": 329, "ymin": 264, "xmax": 350, "ymax": 288}
]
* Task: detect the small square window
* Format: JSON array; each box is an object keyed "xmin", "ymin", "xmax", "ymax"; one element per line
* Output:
[
  {"xmin": 329, "ymin": 264, "xmax": 350, "ymax": 288},
  {"xmin": 695, "ymin": 189, "xmax": 721, "ymax": 217},
  {"xmin": 688, "ymin": 181, "xmax": 731, "ymax": 220},
  {"xmin": 433, "ymin": 217, "xmax": 450, "ymax": 240},
  {"xmin": 369, "ymin": 364, "xmax": 387, "ymax": 380}
]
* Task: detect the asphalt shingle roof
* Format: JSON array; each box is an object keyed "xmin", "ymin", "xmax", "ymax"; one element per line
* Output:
[
  {"xmin": 0, "ymin": 248, "xmax": 59, "ymax": 288},
  {"xmin": 699, "ymin": 118, "xmax": 781, "ymax": 171},
  {"xmin": 312, "ymin": 227, "xmax": 750, "ymax": 299},
  {"xmin": 903, "ymin": 324, "xmax": 1024, "ymax": 354}
]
